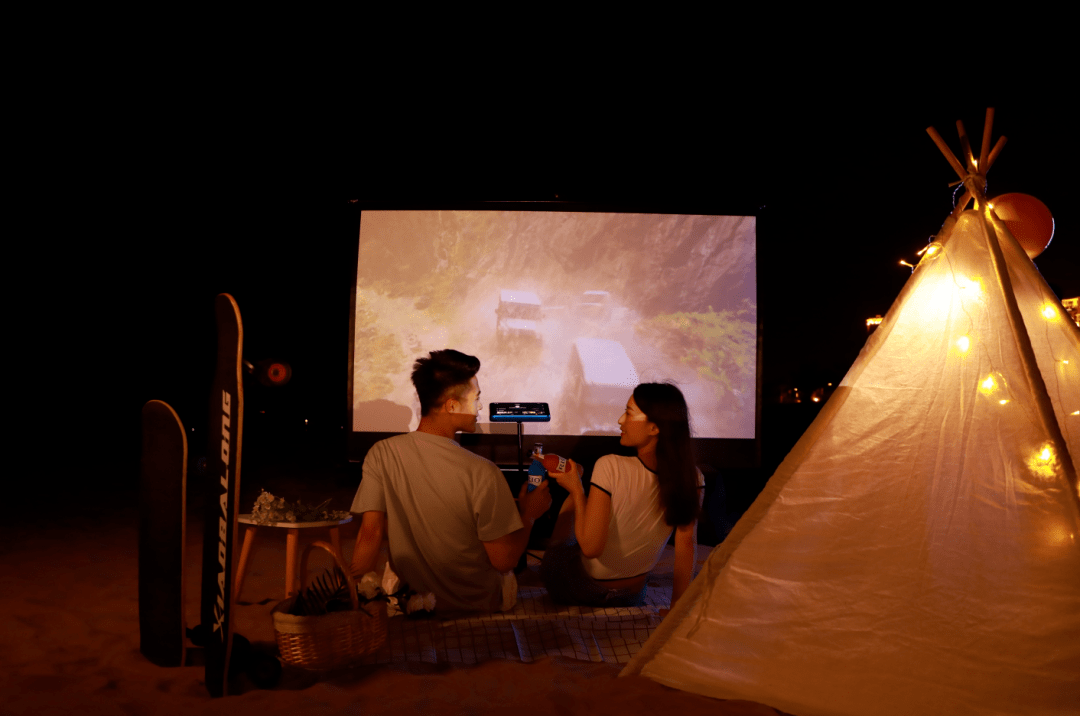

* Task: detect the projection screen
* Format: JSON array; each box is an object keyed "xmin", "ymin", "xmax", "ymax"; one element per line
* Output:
[{"xmin": 352, "ymin": 209, "xmax": 756, "ymax": 440}]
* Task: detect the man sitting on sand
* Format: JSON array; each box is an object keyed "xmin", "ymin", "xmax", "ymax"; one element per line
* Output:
[{"xmin": 350, "ymin": 349, "xmax": 552, "ymax": 612}]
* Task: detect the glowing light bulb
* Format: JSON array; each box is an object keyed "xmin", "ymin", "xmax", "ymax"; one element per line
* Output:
[
  {"xmin": 980, "ymin": 375, "xmax": 996, "ymax": 393},
  {"xmin": 899, "ymin": 259, "xmax": 915, "ymax": 270},
  {"xmin": 957, "ymin": 336, "xmax": 970, "ymax": 353},
  {"xmin": 1027, "ymin": 442, "xmax": 1059, "ymax": 480},
  {"xmin": 987, "ymin": 202, "xmax": 994, "ymax": 210},
  {"xmin": 956, "ymin": 276, "xmax": 983, "ymax": 296},
  {"xmin": 972, "ymin": 159, "xmax": 979, "ymax": 169},
  {"xmin": 999, "ymin": 399, "xmax": 1009, "ymax": 405},
  {"xmin": 1041, "ymin": 304, "xmax": 1058, "ymax": 320}
]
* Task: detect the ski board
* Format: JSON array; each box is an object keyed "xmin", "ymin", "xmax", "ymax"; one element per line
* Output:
[
  {"xmin": 201, "ymin": 293, "xmax": 244, "ymax": 697},
  {"xmin": 138, "ymin": 399, "xmax": 188, "ymax": 667}
]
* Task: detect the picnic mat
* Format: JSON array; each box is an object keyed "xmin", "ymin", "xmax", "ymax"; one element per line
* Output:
[{"xmin": 355, "ymin": 544, "xmax": 712, "ymax": 666}]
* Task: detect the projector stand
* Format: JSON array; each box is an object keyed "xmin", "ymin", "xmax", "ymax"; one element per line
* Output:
[{"xmin": 516, "ymin": 421, "xmax": 527, "ymax": 478}]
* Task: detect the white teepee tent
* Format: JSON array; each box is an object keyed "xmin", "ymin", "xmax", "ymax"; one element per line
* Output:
[{"xmin": 621, "ymin": 111, "xmax": 1080, "ymax": 716}]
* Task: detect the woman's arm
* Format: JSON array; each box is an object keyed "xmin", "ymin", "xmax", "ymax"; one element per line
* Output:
[
  {"xmin": 670, "ymin": 520, "xmax": 697, "ymax": 609},
  {"xmin": 667, "ymin": 479, "xmax": 704, "ymax": 614},
  {"xmin": 549, "ymin": 461, "xmax": 610, "ymax": 558}
]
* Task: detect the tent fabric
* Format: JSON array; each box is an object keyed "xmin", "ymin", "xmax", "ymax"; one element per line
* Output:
[{"xmin": 621, "ymin": 210, "xmax": 1080, "ymax": 716}]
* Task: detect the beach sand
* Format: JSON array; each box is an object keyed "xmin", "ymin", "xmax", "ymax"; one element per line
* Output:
[{"xmin": 3, "ymin": 474, "xmax": 780, "ymax": 716}]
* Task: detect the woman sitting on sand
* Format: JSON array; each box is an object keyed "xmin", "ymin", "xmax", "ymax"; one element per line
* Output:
[{"xmin": 540, "ymin": 383, "xmax": 703, "ymax": 612}]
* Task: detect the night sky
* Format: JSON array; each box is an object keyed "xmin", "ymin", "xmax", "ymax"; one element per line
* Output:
[{"xmin": 77, "ymin": 82, "xmax": 1076, "ymax": 501}]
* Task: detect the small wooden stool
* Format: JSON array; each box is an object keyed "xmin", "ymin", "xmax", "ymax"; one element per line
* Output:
[{"xmin": 233, "ymin": 513, "xmax": 353, "ymax": 602}]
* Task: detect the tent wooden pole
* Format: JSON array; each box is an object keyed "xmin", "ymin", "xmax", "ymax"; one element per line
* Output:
[
  {"xmin": 981, "ymin": 212, "xmax": 1079, "ymax": 492},
  {"xmin": 978, "ymin": 107, "xmax": 995, "ymax": 170},
  {"xmin": 952, "ymin": 189, "xmax": 973, "ymax": 217},
  {"xmin": 926, "ymin": 126, "xmax": 968, "ymax": 181},
  {"xmin": 986, "ymin": 135, "xmax": 1008, "ymax": 171},
  {"xmin": 956, "ymin": 120, "xmax": 975, "ymax": 171}
]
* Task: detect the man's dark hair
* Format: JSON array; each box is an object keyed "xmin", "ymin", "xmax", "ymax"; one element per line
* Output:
[{"xmin": 411, "ymin": 349, "xmax": 481, "ymax": 416}]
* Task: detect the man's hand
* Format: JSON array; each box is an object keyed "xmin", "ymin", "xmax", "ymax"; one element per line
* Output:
[{"xmin": 518, "ymin": 479, "xmax": 552, "ymax": 522}]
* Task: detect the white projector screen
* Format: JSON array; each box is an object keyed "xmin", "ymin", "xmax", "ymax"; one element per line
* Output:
[{"xmin": 351, "ymin": 209, "xmax": 756, "ymax": 439}]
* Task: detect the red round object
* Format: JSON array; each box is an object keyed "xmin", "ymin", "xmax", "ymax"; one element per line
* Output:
[
  {"xmin": 989, "ymin": 193, "xmax": 1055, "ymax": 259},
  {"xmin": 542, "ymin": 453, "xmax": 580, "ymax": 476}
]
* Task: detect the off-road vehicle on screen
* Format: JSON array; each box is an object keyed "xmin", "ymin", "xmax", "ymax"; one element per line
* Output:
[
  {"xmin": 495, "ymin": 289, "xmax": 543, "ymax": 345},
  {"xmin": 561, "ymin": 337, "xmax": 639, "ymax": 434}
]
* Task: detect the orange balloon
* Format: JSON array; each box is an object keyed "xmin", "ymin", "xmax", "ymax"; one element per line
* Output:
[{"xmin": 989, "ymin": 193, "xmax": 1055, "ymax": 259}]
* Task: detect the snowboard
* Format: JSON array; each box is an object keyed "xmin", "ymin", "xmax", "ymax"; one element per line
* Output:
[
  {"xmin": 201, "ymin": 293, "xmax": 244, "ymax": 697},
  {"xmin": 138, "ymin": 399, "xmax": 188, "ymax": 667}
]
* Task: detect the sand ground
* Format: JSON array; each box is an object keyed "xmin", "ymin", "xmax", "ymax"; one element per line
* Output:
[{"xmin": 2, "ymin": 478, "xmax": 781, "ymax": 716}]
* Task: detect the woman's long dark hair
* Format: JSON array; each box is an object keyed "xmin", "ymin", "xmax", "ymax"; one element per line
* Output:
[{"xmin": 633, "ymin": 383, "xmax": 700, "ymax": 527}]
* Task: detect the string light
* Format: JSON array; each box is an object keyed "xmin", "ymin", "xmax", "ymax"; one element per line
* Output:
[
  {"xmin": 957, "ymin": 336, "xmax": 970, "ymax": 353},
  {"xmin": 1027, "ymin": 442, "xmax": 1059, "ymax": 481},
  {"xmin": 899, "ymin": 259, "xmax": 915, "ymax": 271},
  {"xmin": 1041, "ymin": 304, "xmax": 1058, "ymax": 320},
  {"xmin": 955, "ymin": 276, "xmax": 983, "ymax": 296},
  {"xmin": 979, "ymin": 375, "xmax": 996, "ymax": 393}
]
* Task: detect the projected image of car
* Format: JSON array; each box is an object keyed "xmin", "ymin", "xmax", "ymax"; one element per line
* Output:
[
  {"xmin": 495, "ymin": 290, "xmax": 543, "ymax": 345},
  {"xmin": 561, "ymin": 337, "xmax": 639, "ymax": 435},
  {"xmin": 575, "ymin": 290, "xmax": 612, "ymax": 322}
]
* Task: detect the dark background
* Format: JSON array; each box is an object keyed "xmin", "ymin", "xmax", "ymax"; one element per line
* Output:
[{"xmin": 56, "ymin": 71, "xmax": 1076, "ymax": 536}]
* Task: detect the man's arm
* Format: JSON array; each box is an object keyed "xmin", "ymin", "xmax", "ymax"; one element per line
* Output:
[
  {"xmin": 481, "ymin": 480, "xmax": 551, "ymax": 573},
  {"xmin": 351, "ymin": 510, "xmax": 387, "ymax": 577}
]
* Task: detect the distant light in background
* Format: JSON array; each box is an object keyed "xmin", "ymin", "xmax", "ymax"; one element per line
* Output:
[
  {"xmin": 1062, "ymin": 297, "xmax": 1079, "ymax": 327},
  {"xmin": 866, "ymin": 315, "xmax": 883, "ymax": 333}
]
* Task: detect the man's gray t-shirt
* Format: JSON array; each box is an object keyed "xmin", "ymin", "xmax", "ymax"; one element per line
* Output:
[{"xmin": 351, "ymin": 431, "xmax": 523, "ymax": 612}]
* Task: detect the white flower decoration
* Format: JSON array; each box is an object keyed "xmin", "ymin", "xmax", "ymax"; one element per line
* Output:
[
  {"xmin": 381, "ymin": 562, "xmax": 400, "ymax": 595},
  {"xmin": 406, "ymin": 594, "xmax": 425, "ymax": 614},
  {"xmin": 358, "ymin": 572, "xmax": 382, "ymax": 600}
]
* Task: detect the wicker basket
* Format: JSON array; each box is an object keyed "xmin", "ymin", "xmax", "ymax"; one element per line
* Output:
[{"xmin": 271, "ymin": 540, "xmax": 388, "ymax": 669}]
